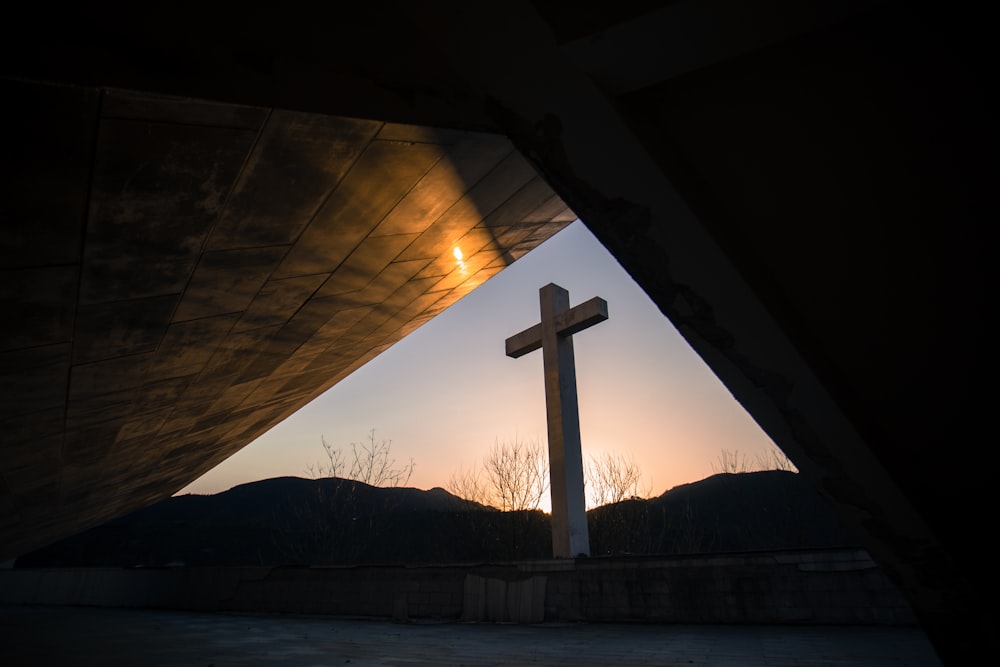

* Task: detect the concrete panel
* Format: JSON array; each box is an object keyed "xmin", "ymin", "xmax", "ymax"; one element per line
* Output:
[
  {"xmin": 274, "ymin": 140, "xmax": 445, "ymax": 278},
  {"xmin": 315, "ymin": 233, "xmax": 420, "ymax": 298},
  {"xmin": 68, "ymin": 355, "xmax": 152, "ymax": 400},
  {"xmin": 0, "ymin": 344, "xmax": 71, "ymax": 421},
  {"xmin": 372, "ymin": 133, "xmax": 514, "ymax": 236},
  {"xmin": 84, "ymin": 119, "xmax": 257, "ymax": 262},
  {"xmin": 173, "ymin": 246, "xmax": 287, "ymax": 322},
  {"xmin": 72, "ymin": 296, "xmax": 177, "ymax": 363},
  {"xmin": 0, "ymin": 267, "xmax": 78, "ymax": 352},
  {"xmin": 195, "ymin": 326, "xmax": 280, "ymax": 385},
  {"xmin": 234, "ymin": 274, "xmax": 328, "ymax": 332},
  {"xmin": 79, "ymin": 256, "xmax": 197, "ymax": 305},
  {"xmin": 1, "ymin": 406, "xmax": 65, "ymax": 447},
  {"xmin": 207, "ymin": 111, "xmax": 381, "ymax": 250},
  {"xmin": 397, "ymin": 151, "xmax": 540, "ymax": 262}
]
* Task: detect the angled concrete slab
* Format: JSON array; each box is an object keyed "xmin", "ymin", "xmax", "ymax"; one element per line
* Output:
[{"xmin": 0, "ymin": 82, "xmax": 573, "ymax": 561}]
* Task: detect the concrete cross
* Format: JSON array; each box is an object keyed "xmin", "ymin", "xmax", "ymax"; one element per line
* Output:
[{"xmin": 505, "ymin": 283, "xmax": 608, "ymax": 558}]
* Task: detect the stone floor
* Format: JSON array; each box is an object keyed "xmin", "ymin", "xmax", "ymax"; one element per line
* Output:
[{"xmin": 0, "ymin": 605, "xmax": 944, "ymax": 666}]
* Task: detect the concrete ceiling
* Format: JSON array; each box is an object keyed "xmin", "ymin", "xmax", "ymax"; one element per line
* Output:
[
  {"xmin": 0, "ymin": 81, "xmax": 574, "ymax": 556},
  {"xmin": 1, "ymin": 1, "xmax": 991, "ymax": 663}
]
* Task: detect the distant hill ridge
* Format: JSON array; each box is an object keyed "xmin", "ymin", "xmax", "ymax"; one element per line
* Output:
[
  {"xmin": 17, "ymin": 470, "xmax": 860, "ymax": 567},
  {"xmin": 134, "ymin": 476, "xmax": 485, "ymax": 527}
]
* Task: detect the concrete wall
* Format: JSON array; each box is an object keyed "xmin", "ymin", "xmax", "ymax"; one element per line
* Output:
[{"xmin": 0, "ymin": 548, "xmax": 916, "ymax": 625}]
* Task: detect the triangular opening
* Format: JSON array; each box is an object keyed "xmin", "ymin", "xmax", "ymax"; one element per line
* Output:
[{"xmin": 18, "ymin": 220, "xmax": 864, "ymax": 568}]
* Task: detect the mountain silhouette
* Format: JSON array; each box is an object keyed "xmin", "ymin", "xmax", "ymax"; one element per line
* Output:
[{"xmin": 16, "ymin": 471, "xmax": 860, "ymax": 567}]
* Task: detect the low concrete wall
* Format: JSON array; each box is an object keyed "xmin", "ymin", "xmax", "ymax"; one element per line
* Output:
[
  {"xmin": 529, "ymin": 549, "xmax": 915, "ymax": 625},
  {"xmin": 0, "ymin": 548, "xmax": 916, "ymax": 625}
]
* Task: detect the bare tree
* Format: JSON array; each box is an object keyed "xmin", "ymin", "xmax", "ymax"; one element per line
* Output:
[
  {"xmin": 584, "ymin": 450, "xmax": 654, "ymax": 556},
  {"xmin": 585, "ymin": 451, "xmax": 651, "ymax": 509},
  {"xmin": 280, "ymin": 429, "xmax": 414, "ymax": 565},
  {"xmin": 448, "ymin": 465, "xmax": 488, "ymax": 506},
  {"xmin": 348, "ymin": 429, "xmax": 416, "ymax": 488},
  {"xmin": 712, "ymin": 445, "xmax": 798, "ymax": 475},
  {"xmin": 711, "ymin": 449, "xmax": 754, "ymax": 474},
  {"xmin": 480, "ymin": 437, "xmax": 549, "ymax": 512},
  {"xmin": 754, "ymin": 443, "xmax": 798, "ymax": 473},
  {"xmin": 308, "ymin": 429, "xmax": 415, "ymax": 488},
  {"xmin": 449, "ymin": 436, "xmax": 551, "ymax": 560},
  {"xmin": 305, "ymin": 435, "xmax": 345, "ymax": 479}
]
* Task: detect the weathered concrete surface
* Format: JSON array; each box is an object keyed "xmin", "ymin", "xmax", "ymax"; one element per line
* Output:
[
  {"xmin": 0, "ymin": 83, "xmax": 574, "ymax": 559},
  {"xmin": 0, "ymin": 2, "xmax": 992, "ymax": 664}
]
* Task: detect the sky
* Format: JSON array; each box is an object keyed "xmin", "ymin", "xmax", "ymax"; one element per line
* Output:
[{"xmin": 177, "ymin": 221, "xmax": 782, "ymax": 507}]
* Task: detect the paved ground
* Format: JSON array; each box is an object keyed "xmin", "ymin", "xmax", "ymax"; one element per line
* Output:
[{"xmin": 0, "ymin": 605, "xmax": 943, "ymax": 667}]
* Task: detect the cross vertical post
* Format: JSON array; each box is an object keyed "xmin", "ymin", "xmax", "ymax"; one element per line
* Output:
[{"xmin": 505, "ymin": 283, "xmax": 608, "ymax": 558}]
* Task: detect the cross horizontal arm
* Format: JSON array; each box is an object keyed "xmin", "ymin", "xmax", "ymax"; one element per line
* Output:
[
  {"xmin": 556, "ymin": 296, "xmax": 608, "ymax": 338},
  {"xmin": 504, "ymin": 296, "xmax": 608, "ymax": 358},
  {"xmin": 505, "ymin": 323, "xmax": 542, "ymax": 358}
]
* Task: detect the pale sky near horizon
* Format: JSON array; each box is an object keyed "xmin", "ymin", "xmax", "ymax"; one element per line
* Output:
[{"xmin": 177, "ymin": 221, "xmax": 783, "ymax": 508}]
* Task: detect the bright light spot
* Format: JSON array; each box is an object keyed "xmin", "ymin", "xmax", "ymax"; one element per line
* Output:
[{"xmin": 453, "ymin": 247, "xmax": 464, "ymax": 261}]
